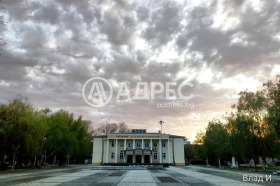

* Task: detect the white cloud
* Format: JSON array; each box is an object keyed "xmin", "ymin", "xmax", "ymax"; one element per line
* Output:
[{"xmin": 212, "ymin": 74, "xmax": 262, "ymax": 92}]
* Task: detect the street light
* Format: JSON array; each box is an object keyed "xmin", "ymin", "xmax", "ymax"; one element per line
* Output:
[
  {"xmin": 158, "ymin": 120, "xmax": 164, "ymax": 168},
  {"xmin": 159, "ymin": 120, "xmax": 163, "ymax": 134}
]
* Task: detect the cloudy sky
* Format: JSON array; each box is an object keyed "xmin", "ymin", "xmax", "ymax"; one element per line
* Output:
[{"xmin": 1, "ymin": 0, "xmax": 280, "ymax": 141}]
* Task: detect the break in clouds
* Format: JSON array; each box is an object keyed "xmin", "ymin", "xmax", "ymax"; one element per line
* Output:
[{"xmin": 1, "ymin": 0, "xmax": 280, "ymax": 141}]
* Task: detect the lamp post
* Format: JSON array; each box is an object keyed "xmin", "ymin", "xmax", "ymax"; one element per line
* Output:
[{"xmin": 159, "ymin": 120, "xmax": 164, "ymax": 168}]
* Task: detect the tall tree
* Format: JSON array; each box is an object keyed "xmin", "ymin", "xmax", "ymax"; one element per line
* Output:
[
  {"xmin": 233, "ymin": 90, "xmax": 277, "ymax": 170},
  {"xmin": 264, "ymin": 75, "xmax": 280, "ymax": 139},
  {"xmin": 203, "ymin": 120, "xmax": 230, "ymax": 167},
  {"xmin": 0, "ymin": 98, "xmax": 47, "ymax": 168}
]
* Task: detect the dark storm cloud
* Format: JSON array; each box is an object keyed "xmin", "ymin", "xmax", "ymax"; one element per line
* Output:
[
  {"xmin": 99, "ymin": 11, "xmax": 136, "ymax": 46},
  {"xmin": 142, "ymin": 1, "xmax": 182, "ymax": 46},
  {"xmin": 0, "ymin": 50, "xmax": 37, "ymax": 81},
  {"xmin": 175, "ymin": 0, "xmax": 280, "ymax": 77},
  {"xmin": 30, "ymin": 1, "xmax": 61, "ymax": 24}
]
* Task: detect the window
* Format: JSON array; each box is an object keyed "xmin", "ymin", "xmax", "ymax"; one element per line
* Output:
[
  {"xmin": 136, "ymin": 142, "xmax": 141, "ymax": 148},
  {"xmin": 153, "ymin": 152, "xmax": 157, "ymax": 159},
  {"xmin": 162, "ymin": 153, "xmax": 166, "ymax": 159},
  {"xmin": 111, "ymin": 141, "xmax": 115, "ymax": 147},
  {"xmin": 145, "ymin": 143, "xmax": 149, "ymax": 148},
  {"xmin": 153, "ymin": 142, "xmax": 157, "ymax": 147},
  {"xmin": 162, "ymin": 141, "xmax": 166, "ymax": 147},
  {"xmin": 120, "ymin": 152, "xmax": 124, "ymax": 159},
  {"xmin": 120, "ymin": 143, "xmax": 123, "ymax": 147},
  {"xmin": 128, "ymin": 142, "xmax": 132, "ymax": 147},
  {"xmin": 111, "ymin": 153, "xmax": 115, "ymax": 159}
]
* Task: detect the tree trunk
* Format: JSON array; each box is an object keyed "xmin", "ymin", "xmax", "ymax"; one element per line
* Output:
[
  {"xmin": 249, "ymin": 158, "xmax": 255, "ymax": 167},
  {"xmin": 249, "ymin": 158, "xmax": 255, "ymax": 171},
  {"xmin": 259, "ymin": 157, "xmax": 266, "ymax": 171},
  {"xmin": 53, "ymin": 155, "xmax": 56, "ymax": 166},
  {"xmin": 231, "ymin": 156, "xmax": 237, "ymax": 168},
  {"xmin": 44, "ymin": 151, "xmax": 47, "ymax": 165},
  {"xmin": 12, "ymin": 151, "xmax": 16, "ymax": 171},
  {"xmin": 206, "ymin": 157, "xmax": 210, "ymax": 167},
  {"xmin": 34, "ymin": 155, "xmax": 36, "ymax": 166},
  {"xmin": 218, "ymin": 158, "xmax": 221, "ymax": 168}
]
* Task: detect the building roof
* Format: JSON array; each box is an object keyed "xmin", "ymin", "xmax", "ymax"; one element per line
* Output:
[
  {"xmin": 169, "ymin": 134, "xmax": 186, "ymax": 138},
  {"xmin": 92, "ymin": 135, "xmax": 107, "ymax": 138},
  {"xmin": 92, "ymin": 133, "xmax": 185, "ymax": 139}
]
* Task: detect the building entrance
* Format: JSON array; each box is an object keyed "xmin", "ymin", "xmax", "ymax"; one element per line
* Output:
[
  {"xmin": 144, "ymin": 155, "xmax": 150, "ymax": 163},
  {"xmin": 136, "ymin": 155, "xmax": 142, "ymax": 163},
  {"xmin": 127, "ymin": 155, "xmax": 133, "ymax": 163}
]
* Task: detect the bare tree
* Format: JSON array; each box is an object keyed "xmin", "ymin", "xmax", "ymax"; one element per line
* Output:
[
  {"xmin": 118, "ymin": 122, "xmax": 130, "ymax": 133},
  {"xmin": 94, "ymin": 122, "xmax": 130, "ymax": 135},
  {"xmin": 95, "ymin": 123, "xmax": 118, "ymax": 135}
]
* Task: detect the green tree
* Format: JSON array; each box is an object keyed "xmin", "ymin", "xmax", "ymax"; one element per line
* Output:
[
  {"xmin": 233, "ymin": 90, "xmax": 277, "ymax": 170},
  {"xmin": 44, "ymin": 110, "xmax": 92, "ymax": 166},
  {"xmin": 264, "ymin": 76, "xmax": 280, "ymax": 139},
  {"xmin": 0, "ymin": 98, "xmax": 47, "ymax": 168},
  {"xmin": 203, "ymin": 120, "xmax": 230, "ymax": 167}
]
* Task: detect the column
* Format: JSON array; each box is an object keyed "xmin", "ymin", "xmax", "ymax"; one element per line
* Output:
[
  {"xmin": 124, "ymin": 139, "xmax": 126, "ymax": 163},
  {"xmin": 133, "ymin": 139, "xmax": 135, "ymax": 163},
  {"xmin": 141, "ymin": 139, "xmax": 144, "ymax": 164},
  {"xmin": 106, "ymin": 139, "xmax": 109, "ymax": 163},
  {"xmin": 159, "ymin": 139, "xmax": 162, "ymax": 163},
  {"xmin": 150, "ymin": 139, "xmax": 153, "ymax": 163},
  {"xmin": 115, "ymin": 139, "xmax": 118, "ymax": 163},
  {"xmin": 150, "ymin": 150, "xmax": 153, "ymax": 163},
  {"xmin": 124, "ymin": 139, "xmax": 127, "ymax": 150},
  {"xmin": 168, "ymin": 139, "xmax": 171, "ymax": 164}
]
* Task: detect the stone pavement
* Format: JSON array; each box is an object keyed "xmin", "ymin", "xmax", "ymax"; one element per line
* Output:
[
  {"xmin": 169, "ymin": 166, "xmax": 257, "ymax": 186},
  {"xmin": 0, "ymin": 165, "xmax": 279, "ymax": 186},
  {"xmin": 117, "ymin": 170, "xmax": 157, "ymax": 186}
]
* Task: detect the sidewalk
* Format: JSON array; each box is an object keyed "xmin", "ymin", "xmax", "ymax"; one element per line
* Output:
[
  {"xmin": 186, "ymin": 165, "xmax": 280, "ymax": 181},
  {"xmin": 169, "ymin": 166, "xmax": 259, "ymax": 186},
  {"xmin": 117, "ymin": 170, "xmax": 157, "ymax": 186}
]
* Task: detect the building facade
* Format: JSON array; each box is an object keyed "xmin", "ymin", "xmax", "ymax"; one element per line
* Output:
[{"xmin": 92, "ymin": 129, "xmax": 185, "ymax": 166}]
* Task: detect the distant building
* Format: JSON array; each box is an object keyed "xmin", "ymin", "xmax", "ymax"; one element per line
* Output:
[{"xmin": 92, "ymin": 129, "xmax": 185, "ymax": 166}]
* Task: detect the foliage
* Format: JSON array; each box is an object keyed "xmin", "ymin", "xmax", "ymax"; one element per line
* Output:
[
  {"xmin": 0, "ymin": 98, "xmax": 93, "ymax": 168},
  {"xmin": 194, "ymin": 75, "xmax": 280, "ymax": 167}
]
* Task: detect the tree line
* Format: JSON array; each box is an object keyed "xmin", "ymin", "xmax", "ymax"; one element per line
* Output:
[
  {"xmin": 94, "ymin": 122, "xmax": 131, "ymax": 135},
  {"xmin": 0, "ymin": 98, "xmax": 93, "ymax": 170},
  {"xmin": 192, "ymin": 75, "xmax": 280, "ymax": 170}
]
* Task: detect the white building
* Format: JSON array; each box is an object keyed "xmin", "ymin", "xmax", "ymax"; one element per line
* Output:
[{"xmin": 92, "ymin": 129, "xmax": 185, "ymax": 166}]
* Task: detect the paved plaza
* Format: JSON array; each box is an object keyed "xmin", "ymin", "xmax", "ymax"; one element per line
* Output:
[{"xmin": 0, "ymin": 165, "xmax": 279, "ymax": 186}]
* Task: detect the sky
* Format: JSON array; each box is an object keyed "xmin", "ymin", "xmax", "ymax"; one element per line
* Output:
[{"xmin": 1, "ymin": 0, "xmax": 280, "ymax": 141}]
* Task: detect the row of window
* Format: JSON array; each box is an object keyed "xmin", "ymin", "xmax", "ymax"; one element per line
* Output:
[
  {"xmin": 111, "ymin": 141, "xmax": 166, "ymax": 147},
  {"xmin": 111, "ymin": 152, "xmax": 124, "ymax": 159},
  {"xmin": 110, "ymin": 152, "xmax": 167, "ymax": 159}
]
